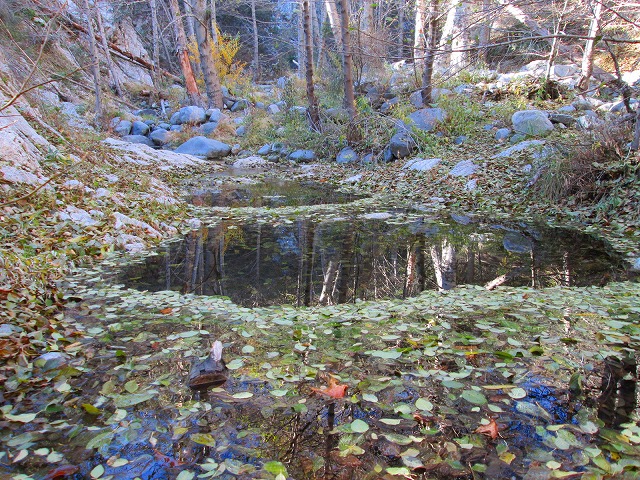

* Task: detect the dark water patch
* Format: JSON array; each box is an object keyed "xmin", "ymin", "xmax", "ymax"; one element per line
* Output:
[
  {"xmin": 119, "ymin": 214, "xmax": 633, "ymax": 308},
  {"xmin": 187, "ymin": 178, "xmax": 364, "ymax": 208}
]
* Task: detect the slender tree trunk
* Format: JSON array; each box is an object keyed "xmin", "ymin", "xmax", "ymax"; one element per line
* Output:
[
  {"xmin": 545, "ymin": 0, "xmax": 569, "ymax": 82},
  {"xmin": 324, "ymin": 0, "xmax": 342, "ymax": 49},
  {"xmin": 421, "ymin": 0, "xmax": 439, "ymax": 105},
  {"xmin": 183, "ymin": 0, "xmax": 196, "ymax": 41},
  {"xmin": 168, "ymin": 0, "xmax": 203, "ymax": 106},
  {"xmin": 94, "ymin": 1, "xmax": 122, "ymax": 97},
  {"xmin": 397, "ymin": 0, "xmax": 405, "ymax": 60},
  {"xmin": 83, "ymin": 0, "xmax": 102, "ymax": 121},
  {"xmin": 150, "ymin": 0, "xmax": 160, "ymax": 88},
  {"xmin": 478, "ymin": 0, "xmax": 491, "ymax": 63},
  {"xmin": 303, "ymin": 0, "xmax": 321, "ymax": 131},
  {"xmin": 317, "ymin": 7, "xmax": 327, "ymax": 71},
  {"xmin": 449, "ymin": 0, "xmax": 469, "ymax": 69},
  {"xmin": 297, "ymin": 8, "xmax": 306, "ymax": 77},
  {"xmin": 194, "ymin": 0, "xmax": 224, "ymax": 108},
  {"xmin": 211, "ymin": 0, "xmax": 218, "ymax": 44},
  {"xmin": 630, "ymin": 106, "xmax": 640, "ymax": 151},
  {"xmin": 337, "ymin": 0, "xmax": 356, "ymax": 121},
  {"xmin": 577, "ymin": 0, "xmax": 603, "ymax": 92},
  {"xmin": 251, "ymin": 0, "xmax": 260, "ymax": 81},
  {"xmin": 414, "ymin": 0, "xmax": 426, "ymax": 59}
]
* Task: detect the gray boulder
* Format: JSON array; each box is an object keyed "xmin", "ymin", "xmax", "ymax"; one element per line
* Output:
[
  {"xmin": 230, "ymin": 99, "xmax": 249, "ymax": 112},
  {"xmin": 208, "ymin": 109, "xmax": 225, "ymax": 123},
  {"xmin": 131, "ymin": 120, "xmax": 150, "ymax": 136},
  {"xmin": 149, "ymin": 128, "xmax": 169, "ymax": 146},
  {"xmin": 336, "ymin": 147, "xmax": 359, "ymax": 164},
  {"xmin": 325, "ymin": 107, "xmax": 349, "ymax": 122},
  {"xmin": 200, "ymin": 122, "xmax": 219, "ymax": 135},
  {"xmin": 549, "ymin": 113, "xmax": 576, "ymax": 126},
  {"xmin": 407, "ymin": 108, "xmax": 447, "ymax": 132},
  {"xmin": 170, "ymin": 106, "xmax": 207, "ymax": 125},
  {"xmin": 557, "ymin": 105, "xmax": 576, "ymax": 113},
  {"xmin": 113, "ymin": 120, "xmax": 132, "ymax": 136},
  {"xmin": 267, "ymin": 104, "xmax": 281, "ymax": 115},
  {"xmin": 170, "ymin": 125, "xmax": 183, "ymax": 132},
  {"xmin": 410, "ymin": 89, "xmax": 452, "ymax": 107},
  {"xmin": 380, "ymin": 97, "xmax": 399, "ymax": 113},
  {"xmin": 157, "ymin": 122, "xmax": 171, "ymax": 130},
  {"xmin": 236, "ymin": 126, "xmax": 246, "ymax": 136},
  {"xmin": 512, "ymin": 110, "xmax": 554, "ymax": 136},
  {"xmin": 495, "ymin": 128, "xmax": 511, "ymax": 141},
  {"xmin": 389, "ymin": 131, "xmax": 416, "ymax": 159},
  {"xmin": 232, "ymin": 156, "xmax": 270, "ymax": 168},
  {"xmin": 288, "ymin": 150, "xmax": 317, "ymax": 163},
  {"xmin": 382, "ymin": 146, "xmax": 394, "ymax": 163},
  {"xmin": 122, "ymin": 135, "xmax": 155, "ymax": 147},
  {"xmin": 174, "ymin": 136, "xmax": 231, "ymax": 159},
  {"xmin": 257, "ymin": 144, "xmax": 271, "ymax": 155},
  {"xmin": 454, "ymin": 135, "xmax": 467, "ymax": 145}
]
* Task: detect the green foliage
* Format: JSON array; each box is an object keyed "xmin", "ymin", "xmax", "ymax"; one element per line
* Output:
[{"xmin": 436, "ymin": 95, "xmax": 485, "ymax": 137}]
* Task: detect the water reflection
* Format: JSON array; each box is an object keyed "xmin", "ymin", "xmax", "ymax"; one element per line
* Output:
[{"xmin": 122, "ymin": 215, "xmax": 631, "ymax": 307}]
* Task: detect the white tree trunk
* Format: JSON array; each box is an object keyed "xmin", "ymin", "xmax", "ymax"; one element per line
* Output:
[
  {"xmin": 578, "ymin": 0, "xmax": 603, "ymax": 92},
  {"xmin": 82, "ymin": 0, "xmax": 102, "ymax": 121}
]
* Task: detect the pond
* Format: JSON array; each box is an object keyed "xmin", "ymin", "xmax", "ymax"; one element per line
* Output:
[
  {"xmin": 186, "ymin": 177, "xmax": 364, "ymax": 208},
  {"xmin": 120, "ymin": 213, "xmax": 632, "ymax": 307}
]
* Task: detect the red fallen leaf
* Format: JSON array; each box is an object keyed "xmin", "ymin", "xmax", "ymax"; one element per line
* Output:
[
  {"xmin": 474, "ymin": 418, "xmax": 500, "ymax": 439},
  {"xmin": 153, "ymin": 449, "xmax": 185, "ymax": 467},
  {"xmin": 159, "ymin": 307, "xmax": 173, "ymax": 315},
  {"xmin": 151, "ymin": 341, "xmax": 161, "ymax": 350},
  {"xmin": 310, "ymin": 375, "xmax": 348, "ymax": 399},
  {"xmin": 412, "ymin": 411, "xmax": 435, "ymax": 426},
  {"xmin": 43, "ymin": 465, "xmax": 79, "ymax": 479}
]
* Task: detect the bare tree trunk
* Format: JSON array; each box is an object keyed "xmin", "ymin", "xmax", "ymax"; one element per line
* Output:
[
  {"xmin": 168, "ymin": 0, "xmax": 203, "ymax": 106},
  {"xmin": 414, "ymin": 0, "xmax": 426, "ymax": 57},
  {"xmin": 251, "ymin": 0, "xmax": 260, "ymax": 81},
  {"xmin": 397, "ymin": 0, "xmax": 405, "ymax": 59},
  {"xmin": 545, "ymin": 0, "xmax": 568, "ymax": 82},
  {"xmin": 297, "ymin": 8, "xmax": 306, "ymax": 77},
  {"xmin": 303, "ymin": 0, "xmax": 321, "ymax": 131},
  {"xmin": 183, "ymin": 0, "xmax": 196, "ymax": 41},
  {"xmin": 317, "ymin": 7, "xmax": 327, "ymax": 71},
  {"xmin": 449, "ymin": 0, "xmax": 469, "ymax": 69},
  {"xmin": 211, "ymin": 0, "xmax": 219, "ymax": 44},
  {"xmin": 421, "ymin": 0, "xmax": 439, "ymax": 105},
  {"xmin": 630, "ymin": 106, "xmax": 640, "ymax": 151},
  {"xmin": 337, "ymin": 0, "xmax": 356, "ymax": 121},
  {"xmin": 194, "ymin": 0, "xmax": 224, "ymax": 108},
  {"xmin": 478, "ymin": 0, "xmax": 491, "ymax": 63},
  {"xmin": 577, "ymin": 0, "xmax": 603, "ymax": 92},
  {"xmin": 83, "ymin": 0, "xmax": 102, "ymax": 121},
  {"xmin": 93, "ymin": 1, "xmax": 122, "ymax": 97},
  {"xmin": 324, "ymin": 0, "xmax": 342, "ymax": 49},
  {"xmin": 150, "ymin": 0, "xmax": 160, "ymax": 88}
]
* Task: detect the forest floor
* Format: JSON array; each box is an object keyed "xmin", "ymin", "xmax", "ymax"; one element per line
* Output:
[{"xmin": 2, "ymin": 92, "xmax": 640, "ymax": 479}]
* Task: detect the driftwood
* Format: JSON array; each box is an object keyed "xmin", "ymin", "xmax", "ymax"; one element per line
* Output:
[{"xmin": 188, "ymin": 341, "xmax": 228, "ymax": 391}]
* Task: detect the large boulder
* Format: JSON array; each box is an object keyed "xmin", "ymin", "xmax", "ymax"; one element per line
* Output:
[
  {"xmin": 174, "ymin": 136, "xmax": 231, "ymax": 159},
  {"xmin": 288, "ymin": 150, "xmax": 317, "ymax": 163},
  {"xmin": 403, "ymin": 157, "xmax": 441, "ymax": 171},
  {"xmin": 200, "ymin": 122, "xmax": 219, "ymax": 135},
  {"xmin": 512, "ymin": 110, "xmax": 554, "ymax": 136},
  {"xmin": 389, "ymin": 131, "xmax": 416, "ymax": 159},
  {"xmin": 336, "ymin": 147, "xmax": 359, "ymax": 164},
  {"xmin": 407, "ymin": 108, "xmax": 447, "ymax": 132},
  {"xmin": 131, "ymin": 120, "xmax": 150, "ymax": 136},
  {"xmin": 170, "ymin": 106, "xmax": 207, "ymax": 125},
  {"xmin": 113, "ymin": 119, "xmax": 132, "ymax": 136},
  {"xmin": 149, "ymin": 128, "xmax": 169, "ymax": 146}
]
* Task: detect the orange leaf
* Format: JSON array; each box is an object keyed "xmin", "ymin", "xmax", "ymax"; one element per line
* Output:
[
  {"xmin": 43, "ymin": 465, "xmax": 80, "ymax": 479},
  {"xmin": 159, "ymin": 307, "xmax": 173, "ymax": 315},
  {"xmin": 474, "ymin": 418, "xmax": 500, "ymax": 439},
  {"xmin": 311, "ymin": 375, "xmax": 348, "ymax": 399}
]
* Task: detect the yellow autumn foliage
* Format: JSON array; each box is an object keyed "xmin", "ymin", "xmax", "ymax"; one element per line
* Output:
[{"xmin": 187, "ymin": 26, "xmax": 245, "ymax": 86}]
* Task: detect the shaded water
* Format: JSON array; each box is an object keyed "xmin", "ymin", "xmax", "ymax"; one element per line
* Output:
[
  {"xmin": 121, "ymin": 214, "xmax": 631, "ymax": 307},
  {"xmin": 187, "ymin": 178, "xmax": 364, "ymax": 208}
]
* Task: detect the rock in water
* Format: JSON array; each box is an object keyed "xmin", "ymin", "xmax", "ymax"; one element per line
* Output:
[{"xmin": 188, "ymin": 341, "xmax": 228, "ymax": 391}]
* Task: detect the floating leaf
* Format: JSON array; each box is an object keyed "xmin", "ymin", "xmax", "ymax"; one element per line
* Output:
[
  {"xmin": 270, "ymin": 389, "xmax": 289, "ymax": 397},
  {"xmin": 461, "ymin": 390, "xmax": 487, "ymax": 405},
  {"xmin": 350, "ymin": 419, "xmax": 369, "ymax": 433},
  {"xmin": 368, "ymin": 350, "xmax": 402, "ymax": 359},
  {"xmin": 82, "ymin": 404, "xmax": 101, "ymax": 415},
  {"xmin": 362, "ymin": 393, "xmax": 378, "ymax": 403},
  {"xmin": 379, "ymin": 418, "xmax": 402, "ymax": 425},
  {"xmin": 90, "ymin": 464, "xmax": 104, "ymax": 478},
  {"xmin": 232, "ymin": 392, "xmax": 254, "ymax": 399},
  {"xmin": 86, "ymin": 431, "xmax": 115, "ymax": 450},
  {"xmin": 382, "ymin": 433, "xmax": 413, "ymax": 445},
  {"xmin": 415, "ymin": 398, "xmax": 433, "ymax": 411},
  {"xmin": 124, "ymin": 380, "xmax": 139, "ymax": 393},
  {"xmin": 241, "ymin": 345, "xmax": 255, "ymax": 354},
  {"xmin": 191, "ymin": 433, "xmax": 216, "ymax": 447},
  {"xmin": 113, "ymin": 392, "xmax": 155, "ymax": 408},
  {"xmin": 386, "ymin": 467, "xmax": 411, "ymax": 475},
  {"xmin": 226, "ymin": 359, "xmax": 244, "ymax": 370},
  {"xmin": 508, "ymin": 388, "xmax": 527, "ymax": 399},
  {"xmin": 4, "ymin": 413, "xmax": 37, "ymax": 423},
  {"xmin": 264, "ymin": 461, "xmax": 287, "ymax": 475}
]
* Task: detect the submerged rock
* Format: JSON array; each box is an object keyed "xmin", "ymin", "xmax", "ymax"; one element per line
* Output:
[{"xmin": 188, "ymin": 341, "xmax": 228, "ymax": 391}]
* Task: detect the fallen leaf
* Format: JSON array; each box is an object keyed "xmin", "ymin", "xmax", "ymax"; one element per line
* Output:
[
  {"xmin": 474, "ymin": 418, "xmax": 499, "ymax": 439},
  {"xmin": 310, "ymin": 375, "xmax": 348, "ymax": 399},
  {"xmin": 43, "ymin": 465, "xmax": 80, "ymax": 479},
  {"xmin": 159, "ymin": 307, "xmax": 173, "ymax": 314}
]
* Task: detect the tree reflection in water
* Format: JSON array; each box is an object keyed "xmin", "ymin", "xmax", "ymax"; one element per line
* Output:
[{"xmin": 122, "ymin": 215, "xmax": 631, "ymax": 307}]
